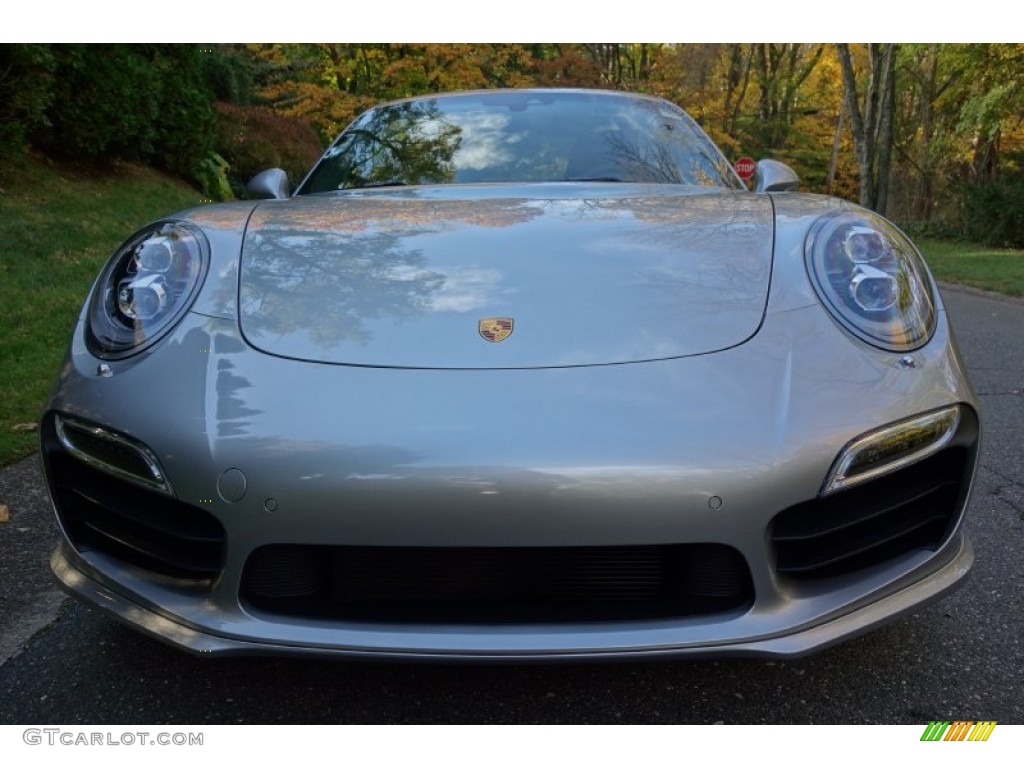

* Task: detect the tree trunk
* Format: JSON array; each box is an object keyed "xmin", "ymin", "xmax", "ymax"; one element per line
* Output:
[
  {"xmin": 875, "ymin": 45, "xmax": 896, "ymax": 215},
  {"xmin": 826, "ymin": 101, "xmax": 846, "ymax": 195},
  {"xmin": 915, "ymin": 47, "xmax": 937, "ymax": 220},
  {"xmin": 837, "ymin": 43, "xmax": 874, "ymax": 209},
  {"xmin": 972, "ymin": 128, "xmax": 1000, "ymax": 184},
  {"xmin": 836, "ymin": 43, "xmax": 897, "ymax": 213},
  {"xmin": 725, "ymin": 45, "xmax": 753, "ymax": 140}
]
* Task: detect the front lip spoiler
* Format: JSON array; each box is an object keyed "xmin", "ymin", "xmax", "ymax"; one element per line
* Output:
[{"xmin": 51, "ymin": 536, "xmax": 973, "ymax": 662}]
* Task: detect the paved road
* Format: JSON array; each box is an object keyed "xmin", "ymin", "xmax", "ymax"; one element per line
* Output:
[{"xmin": 1, "ymin": 287, "xmax": 1021, "ymax": 724}]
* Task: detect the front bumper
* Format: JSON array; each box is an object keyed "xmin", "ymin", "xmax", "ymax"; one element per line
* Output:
[
  {"xmin": 43, "ymin": 296, "xmax": 981, "ymax": 660},
  {"xmin": 52, "ymin": 532, "xmax": 973, "ymax": 660}
]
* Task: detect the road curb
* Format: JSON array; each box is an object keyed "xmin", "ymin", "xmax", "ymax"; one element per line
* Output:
[{"xmin": 937, "ymin": 281, "xmax": 1024, "ymax": 307}]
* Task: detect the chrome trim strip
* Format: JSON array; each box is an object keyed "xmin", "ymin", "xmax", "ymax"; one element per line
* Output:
[
  {"xmin": 823, "ymin": 404, "xmax": 961, "ymax": 495},
  {"xmin": 55, "ymin": 414, "xmax": 174, "ymax": 497}
]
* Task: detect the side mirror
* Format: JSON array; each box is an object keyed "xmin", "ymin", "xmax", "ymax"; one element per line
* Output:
[
  {"xmin": 247, "ymin": 168, "xmax": 289, "ymax": 200},
  {"xmin": 754, "ymin": 159, "xmax": 799, "ymax": 193}
]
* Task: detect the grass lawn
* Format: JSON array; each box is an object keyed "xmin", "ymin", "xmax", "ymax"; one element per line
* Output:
[
  {"xmin": 917, "ymin": 238, "xmax": 1024, "ymax": 298},
  {"xmin": 0, "ymin": 155, "xmax": 201, "ymax": 466}
]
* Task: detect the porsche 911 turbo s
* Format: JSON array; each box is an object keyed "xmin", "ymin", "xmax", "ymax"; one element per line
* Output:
[{"xmin": 43, "ymin": 89, "xmax": 979, "ymax": 660}]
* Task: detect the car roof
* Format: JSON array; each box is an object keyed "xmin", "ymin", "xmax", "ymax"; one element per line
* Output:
[{"xmin": 369, "ymin": 88, "xmax": 676, "ymax": 111}]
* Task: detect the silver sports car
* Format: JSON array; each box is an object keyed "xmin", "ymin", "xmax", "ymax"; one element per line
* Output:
[{"xmin": 43, "ymin": 89, "xmax": 979, "ymax": 660}]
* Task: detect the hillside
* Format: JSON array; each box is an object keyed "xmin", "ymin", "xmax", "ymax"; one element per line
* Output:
[{"xmin": 0, "ymin": 155, "xmax": 202, "ymax": 464}]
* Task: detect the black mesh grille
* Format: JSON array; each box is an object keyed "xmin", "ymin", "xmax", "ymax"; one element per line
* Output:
[
  {"xmin": 770, "ymin": 409, "xmax": 977, "ymax": 581},
  {"xmin": 42, "ymin": 415, "xmax": 226, "ymax": 580},
  {"xmin": 242, "ymin": 543, "xmax": 754, "ymax": 623}
]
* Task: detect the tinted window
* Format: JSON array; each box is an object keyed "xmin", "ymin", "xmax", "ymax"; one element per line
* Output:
[{"xmin": 298, "ymin": 91, "xmax": 741, "ymax": 193}]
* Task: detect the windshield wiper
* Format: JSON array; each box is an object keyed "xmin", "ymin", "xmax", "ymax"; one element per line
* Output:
[
  {"xmin": 349, "ymin": 180, "xmax": 409, "ymax": 189},
  {"xmin": 564, "ymin": 176, "xmax": 626, "ymax": 183}
]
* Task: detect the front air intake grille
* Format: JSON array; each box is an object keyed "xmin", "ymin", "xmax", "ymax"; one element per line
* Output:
[
  {"xmin": 42, "ymin": 415, "xmax": 226, "ymax": 580},
  {"xmin": 770, "ymin": 435, "xmax": 976, "ymax": 581},
  {"xmin": 242, "ymin": 543, "xmax": 754, "ymax": 623}
]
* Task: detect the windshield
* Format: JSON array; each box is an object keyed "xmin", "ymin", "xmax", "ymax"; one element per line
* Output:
[{"xmin": 298, "ymin": 91, "xmax": 742, "ymax": 193}]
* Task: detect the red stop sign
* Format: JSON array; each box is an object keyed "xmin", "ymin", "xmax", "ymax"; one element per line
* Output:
[{"xmin": 734, "ymin": 157, "xmax": 757, "ymax": 180}]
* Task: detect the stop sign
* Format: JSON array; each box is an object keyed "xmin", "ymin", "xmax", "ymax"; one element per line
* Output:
[{"xmin": 734, "ymin": 157, "xmax": 757, "ymax": 180}]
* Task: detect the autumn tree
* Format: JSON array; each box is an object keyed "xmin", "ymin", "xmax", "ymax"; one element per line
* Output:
[{"xmin": 750, "ymin": 44, "xmax": 825, "ymax": 150}]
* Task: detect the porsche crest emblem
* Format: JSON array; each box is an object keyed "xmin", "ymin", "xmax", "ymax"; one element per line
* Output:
[{"xmin": 479, "ymin": 317, "xmax": 514, "ymax": 343}]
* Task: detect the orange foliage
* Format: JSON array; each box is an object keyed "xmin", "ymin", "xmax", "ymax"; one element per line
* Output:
[{"xmin": 214, "ymin": 102, "xmax": 324, "ymax": 186}]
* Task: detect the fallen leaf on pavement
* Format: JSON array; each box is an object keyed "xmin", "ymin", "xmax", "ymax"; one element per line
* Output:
[{"xmin": 0, "ymin": 504, "xmax": 9, "ymax": 523}]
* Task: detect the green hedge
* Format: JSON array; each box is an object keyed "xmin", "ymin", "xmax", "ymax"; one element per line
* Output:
[
  {"xmin": 1, "ymin": 44, "xmax": 216, "ymax": 180},
  {"xmin": 963, "ymin": 171, "xmax": 1024, "ymax": 248},
  {"xmin": 41, "ymin": 45, "xmax": 215, "ymax": 178},
  {"xmin": 0, "ymin": 44, "xmax": 57, "ymax": 156}
]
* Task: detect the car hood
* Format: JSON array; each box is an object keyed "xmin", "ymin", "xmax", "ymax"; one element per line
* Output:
[{"xmin": 238, "ymin": 185, "xmax": 774, "ymax": 368}]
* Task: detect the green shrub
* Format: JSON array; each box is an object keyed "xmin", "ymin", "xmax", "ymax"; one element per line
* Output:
[
  {"xmin": 963, "ymin": 170, "xmax": 1024, "ymax": 248},
  {"xmin": 200, "ymin": 45, "xmax": 255, "ymax": 105},
  {"xmin": 897, "ymin": 219, "xmax": 965, "ymax": 243},
  {"xmin": 194, "ymin": 152, "xmax": 234, "ymax": 201},
  {"xmin": 35, "ymin": 45, "xmax": 214, "ymax": 178},
  {"xmin": 149, "ymin": 46, "xmax": 216, "ymax": 177},
  {"xmin": 43, "ymin": 45, "xmax": 160, "ymax": 161},
  {"xmin": 0, "ymin": 44, "xmax": 57, "ymax": 157}
]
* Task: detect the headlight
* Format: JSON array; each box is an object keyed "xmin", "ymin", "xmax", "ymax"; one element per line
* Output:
[
  {"xmin": 805, "ymin": 211, "xmax": 936, "ymax": 351},
  {"xmin": 87, "ymin": 222, "xmax": 208, "ymax": 357}
]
